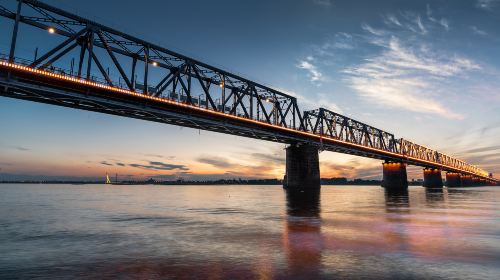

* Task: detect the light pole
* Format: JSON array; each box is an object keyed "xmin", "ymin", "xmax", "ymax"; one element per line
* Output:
[
  {"xmin": 264, "ymin": 97, "xmax": 277, "ymax": 125},
  {"xmin": 220, "ymin": 74, "xmax": 225, "ymax": 112},
  {"xmin": 198, "ymin": 94, "xmax": 203, "ymax": 107}
]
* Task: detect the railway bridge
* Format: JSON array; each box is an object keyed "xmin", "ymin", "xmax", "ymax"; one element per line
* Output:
[{"xmin": 0, "ymin": 0, "xmax": 498, "ymax": 189}]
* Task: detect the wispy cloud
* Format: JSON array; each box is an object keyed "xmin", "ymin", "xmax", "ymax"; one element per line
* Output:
[
  {"xmin": 476, "ymin": 0, "xmax": 499, "ymax": 10},
  {"xmin": 415, "ymin": 15, "xmax": 427, "ymax": 34},
  {"xmin": 317, "ymin": 32, "xmax": 355, "ymax": 52},
  {"xmin": 361, "ymin": 23, "xmax": 386, "ymax": 36},
  {"xmin": 439, "ymin": 19, "xmax": 449, "ymax": 31},
  {"xmin": 250, "ymin": 152, "xmax": 284, "ymax": 165},
  {"xmin": 321, "ymin": 158, "xmax": 380, "ymax": 179},
  {"xmin": 463, "ymin": 145, "xmax": 500, "ymax": 154},
  {"xmin": 297, "ymin": 58, "xmax": 324, "ymax": 83},
  {"xmin": 197, "ymin": 152, "xmax": 285, "ymax": 179},
  {"xmin": 395, "ymin": 12, "xmax": 429, "ymax": 34},
  {"xmin": 197, "ymin": 156, "xmax": 235, "ymax": 168},
  {"xmin": 426, "ymin": 5, "xmax": 450, "ymax": 31},
  {"xmin": 297, "ymin": 4, "xmax": 491, "ymax": 122},
  {"xmin": 144, "ymin": 154, "xmax": 176, "ymax": 160},
  {"xmin": 383, "ymin": 14, "xmax": 402, "ymax": 27},
  {"xmin": 471, "ymin": 26, "xmax": 488, "ymax": 36},
  {"xmin": 344, "ymin": 36, "xmax": 480, "ymax": 119},
  {"xmin": 129, "ymin": 161, "xmax": 188, "ymax": 171}
]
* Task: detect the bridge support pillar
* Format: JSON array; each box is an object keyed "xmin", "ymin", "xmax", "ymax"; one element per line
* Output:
[
  {"xmin": 284, "ymin": 144, "xmax": 320, "ymax": 190},
  {"xmin": 423, "ymin": 168, "xmax": 443, "ymax": 188},
  {"xmin": 472, "ymin": 177, "xmax": 482, "ymax": 186},
  {"xmin": 461, "ymin": 175, "xmax": 473, "ymax": 187},
  {"xmin": 446, "ymin": 172, "xmax": 461, "ymax": 188},
  {"xmin": 382, "ymin": 161, "xmax": 408, "ymax": 190}
]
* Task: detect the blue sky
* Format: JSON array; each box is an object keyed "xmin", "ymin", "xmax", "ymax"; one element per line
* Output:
[{"xmin": 0, "ymin": 0, "xmax": 499, "ymax": 181}]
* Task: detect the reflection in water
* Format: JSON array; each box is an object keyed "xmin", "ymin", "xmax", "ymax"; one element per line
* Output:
[
  {"xmin": 424, "ymin": 188, "xmax": 447, "ymax": 205},
  {"xmin": 1, "ymin": 184, "xmax": 499, "ymax": 279},
  {"xmin": 285, "ymin": 189, "xmax": 321, "ymax": 217},
  {"xmin": 284, "ymin": 189, "xmax": 322, "ymax": 279},
  {"xmin": 384, "ymin": 188, "xmax": 409, "ymax": 209},
  {"xmin": 383, "ymin": 188, "xmax": 410, "ymax": 254}
]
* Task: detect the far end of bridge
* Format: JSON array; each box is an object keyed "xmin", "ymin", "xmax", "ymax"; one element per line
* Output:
[{"xmin": 283, "ymin": 144, "xmax": 499, "ymax": 191}]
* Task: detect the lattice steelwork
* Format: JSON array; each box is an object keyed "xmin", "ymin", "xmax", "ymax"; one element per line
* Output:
[
  {"xmin": 0, "ymin": 0, "xmax": 495, "ymax": 181},
  {"xmin": 304, "ymin": 108, "xmax": 399, "ymax": 153},
  {"xmin": 0, "ymin": 0, "xmax": 303, "ymax": 130},
  {"xmin": 399, "ymin": 139, "xmax": 488, "ymax": 177}
]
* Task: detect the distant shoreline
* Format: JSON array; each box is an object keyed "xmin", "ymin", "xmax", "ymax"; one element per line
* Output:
[{"xmin": 0, "ymin": 178, "xmax": 424, "ymax": 186}]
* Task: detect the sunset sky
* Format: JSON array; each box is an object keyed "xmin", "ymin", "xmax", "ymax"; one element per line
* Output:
[{"xmin": 1, "ymin": 0, "xmax": 500, "ymax": 181}]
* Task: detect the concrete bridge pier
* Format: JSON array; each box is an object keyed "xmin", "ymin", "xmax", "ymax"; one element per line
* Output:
[
  {"xmin": 446, "ymin": 172, "xmax": 461, "ymax": 188},
  {"xmin": 283, "ymin": 144, "xmax": 320, "ymax": 190},
  {"xmin": 423, "ymin": 168, "xmax": 443, "ymax": 188},
  {"xmin": 382, "ymin": 161, "xmax": 408, "ymax": 190},
  {"xmin": 472, "ymin": 177, "xmax": 482, "ymax": 186},
  {"xmin": 461, "ymin": 175, "xmax": 473, "ymax": 187}
]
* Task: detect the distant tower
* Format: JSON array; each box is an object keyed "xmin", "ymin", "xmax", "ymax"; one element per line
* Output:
[
  {"xmin": 490, "ymin": 173, "xmax": 493, "ymax": 178},
  {"xmin": 105, "ymin": 173, "xmax": 111, "ymax": 184}
]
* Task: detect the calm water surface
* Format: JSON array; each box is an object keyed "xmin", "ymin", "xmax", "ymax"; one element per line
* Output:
[{"xmin": 0, "ymin": 184, "xmax": 499, "ymax": 279}]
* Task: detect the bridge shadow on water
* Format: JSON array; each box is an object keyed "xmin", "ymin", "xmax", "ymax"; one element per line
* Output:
[
  {"xmin": 283, "ymin": 189, "xmax": 322, "ymax": 279},
  {"xmin": 424, "ymin": 188, "xmax": 446, "ymax": 205},
  {"xmin": 384, "ymin": 189, "xmax": 410, "ymax": 209}
]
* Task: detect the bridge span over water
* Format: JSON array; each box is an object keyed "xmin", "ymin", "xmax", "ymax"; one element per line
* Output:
[{"xmin": 0, "ymin": 0, "xmax": 498, "ymax": 189}]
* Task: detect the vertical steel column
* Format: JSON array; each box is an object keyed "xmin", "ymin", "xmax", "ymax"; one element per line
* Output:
[
  {"xmin": 187, "ymin": 64, "xmax": 192, "ymax": 104},
  {"xmin": 255, "ymin": 94, "xmax": 260, "ymax": 121},
  {"xmin": 273, "ymin": 102, "xmax": 277, "ymax": 125},
  {"xmin": 143, "ymin": 46, "xmax": 149, "ymax": 95},
  {"xmin": 221, "ymin": 75, "xmax": 225, "ymax": 112},
  {"xmin": 86, "ymin": 29, "xmax": 94, "ymax": 80},
  {"xmin": 77, "ymin": 37, "xmax": 87, "ymax": 77},
  {"xmin": 131, "ymin": 56, "xmax": 137, "ymax": 90},
  {"xmin": 9, "ymin": 0, "xmax": 23, "ymax": 63},
  {"xmin": 249, "ymin": 88, "xmax": 253, "ymax": 119}
]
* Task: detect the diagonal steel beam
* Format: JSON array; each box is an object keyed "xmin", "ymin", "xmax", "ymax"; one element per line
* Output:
[
  {"xmin": 40, "ymin": 41, "xmax": 78, "ymax": 69},
  {"xmin": 96, "ymin": 30, "xmax": 132, "ymax": 90},
  {"xmin": 192, "ymin": 65, "xmax": 217, "ymax": 110},
  {"xmin": 30, "ymin": 27, "xmax": 87, "ymax": 67}
]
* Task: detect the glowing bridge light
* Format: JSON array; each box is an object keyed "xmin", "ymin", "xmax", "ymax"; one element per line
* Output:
[
  {"xmin": 152, "ymin": 61, "xmax": 158, "ymax": 67},
  {"xmin": 48, "ymin": 27, "xmax": 55, "ymax": 34}
]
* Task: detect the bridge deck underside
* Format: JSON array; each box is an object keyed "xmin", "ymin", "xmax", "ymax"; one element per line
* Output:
[{"xmin": 0, "ymin": 66, "xmax": 496, "ymax": 182}]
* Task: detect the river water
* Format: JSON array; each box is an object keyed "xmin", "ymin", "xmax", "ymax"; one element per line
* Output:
[{"xmin": 0, "ymin": 184, "xmax": 499, "ymax": 279}]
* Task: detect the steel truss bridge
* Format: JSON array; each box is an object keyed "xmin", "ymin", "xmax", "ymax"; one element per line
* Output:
[{"xmin": 0, "ymin": 0, "xmax": 497, "ymax": 185}]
